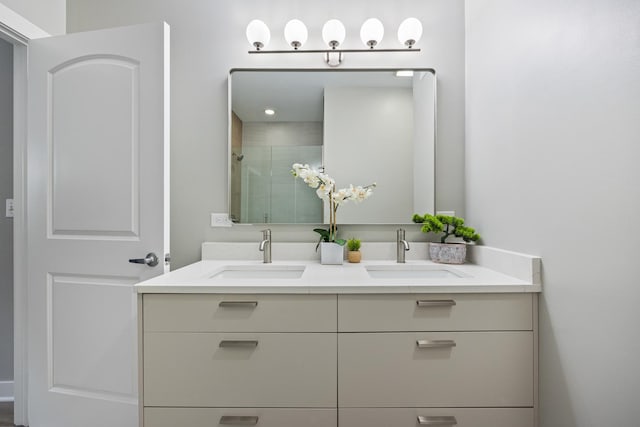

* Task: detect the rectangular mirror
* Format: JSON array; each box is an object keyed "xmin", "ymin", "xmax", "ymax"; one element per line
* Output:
[{"xmin": 228, "ymin": 68, "xmax": 436, "ymax": 224}]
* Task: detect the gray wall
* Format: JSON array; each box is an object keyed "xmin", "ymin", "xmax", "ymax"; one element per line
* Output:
[
  {"xmin": 0, "ymin": 38, "xmax": 13, "ymax": 382},
  {"xmin": 66, "ymin": 0, "xmax": 467, "ymax": 269},
  {"xmin": 465, "ymin": 1, "xmax": 640, "ymax": 425},
  {"xmin": 0, "ymin": 0, "xmax": 66, "ymax": 35}
]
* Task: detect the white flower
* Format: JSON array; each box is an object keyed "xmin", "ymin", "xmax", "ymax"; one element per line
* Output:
[
  {"xmin": 318, "ymin": 172, "xmax": 334, "ymax": 188},
  {"xmin": 292, "ymin": 162, "xmax": 375, "ymax": 244},
  {"xmin": 316, "ymin": 183, "xmax": 332, "ymax": 200},
  {"xmin": 292, "ymin": 161, "xmax": 375, "ymax": 207},
  {"xmin": 348, "ymin": 184, "xmax": 375, "ymax": 203},
  {"xmin": 292, "ymin": 164, "xmax": 323, "ymax": 188},
  {"xmin": 332, "ymin": 188, "xmax": 350, "ymax": 205},
  {"xmin": 304, "ymin": 174, "xmax": 320, "ymax": 188}
]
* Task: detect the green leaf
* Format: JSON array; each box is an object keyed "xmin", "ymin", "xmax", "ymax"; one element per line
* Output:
[
  {"xmin": 412, "ymin": 214, "xmax": 425, "ymax": 223},
  {"xmin": 313, "ymin": 228, "xmax": 331, "ymax": 242}
]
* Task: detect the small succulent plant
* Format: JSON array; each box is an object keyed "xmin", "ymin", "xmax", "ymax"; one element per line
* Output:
[
  {"xmin": 412, "ymin": 213, "xmax": 480, "ymax": 244},
  {"xmin": 347, "ymin": 238, "xmax": 361, "ymax": 252}
]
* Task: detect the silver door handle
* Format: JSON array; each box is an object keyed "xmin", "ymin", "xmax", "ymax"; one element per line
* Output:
[
  {"xmin": 220, "ymin": 415, "xmax": 259, "ymax": 425},
  {"xmin": 219, "ymin": 301, "xmax": 258, "ymax": 308},
  {"xmin": 417, "ymin": 415, "xmax": 458, "ymax": 425},
  {"xmin": 416, "ymin": 339, "xmax": 456, "ymax": 349},
  {"xmin": 219, "ymin": 340, "xmax": 259, "ymax": 348},
  {"xmin": 128, "ymin": 252, "xmax": 159, "ymax": 267},
  {"xmin": 416, "ymin": 299, "xmax": 456, "ymax": 307}
]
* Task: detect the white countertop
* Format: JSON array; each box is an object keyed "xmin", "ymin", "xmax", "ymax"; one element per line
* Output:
[{"xmin": 135, "ymin": 255, "xmax": 542, "ymax": 294}]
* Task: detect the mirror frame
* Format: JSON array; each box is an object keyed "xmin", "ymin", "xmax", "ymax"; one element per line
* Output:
[{"xmin": 227, "ymin": 67, "xmax": 438, "ymax": 225}]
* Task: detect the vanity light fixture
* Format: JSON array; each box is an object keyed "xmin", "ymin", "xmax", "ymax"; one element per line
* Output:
[{"xmin": 246, "ymin": 17, "xmax": 422, "ymax": 67}]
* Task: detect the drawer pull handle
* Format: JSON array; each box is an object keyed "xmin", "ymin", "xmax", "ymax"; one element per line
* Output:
[
  {"xmin": 416, "ymin": 339, "xmax": 456, "ymax": 349},
  {"xmin": 219, "ymin": 301, "xmax": 258, "ymax": 307},
  {"xmin": 220, "ymin": 415, "xmax": 259, "ymax": 425},
  {"xmin": 219, "ymin": 340, "xmax": 259, "ymax": 348},
  {"xmin": 416, "ymin": 299, "xmax": 456, "ymax": 307},
  {"xmin": 417, "ymin": 415, "xmax": 457, "ymax": 425}
]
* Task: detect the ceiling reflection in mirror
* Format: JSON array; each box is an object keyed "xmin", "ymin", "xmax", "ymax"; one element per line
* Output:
[{"xmin": 229, "ymin": 69, "xmax": 436, "ymax": 224}]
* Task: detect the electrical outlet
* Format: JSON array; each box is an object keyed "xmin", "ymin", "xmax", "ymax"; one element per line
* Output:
[
  {"xmin": 436, "ymin": 210, "xmax": 455, "ymax": 217},
  {"xmin": 210, "ymin": 213, "xmax": 232, "ymax": 227},
  {"xmin": 5, "ymin": 199, "xmax": 14, "ymax": 218}
]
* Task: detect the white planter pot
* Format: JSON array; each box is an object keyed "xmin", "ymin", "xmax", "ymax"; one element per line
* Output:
[
  {"xmin": 320, "ymin": 241, "xmax": 344, "ymax": 265},
  {"xmin": 429, "ymin": 242, "xmax": 467, "ymax": 264}
]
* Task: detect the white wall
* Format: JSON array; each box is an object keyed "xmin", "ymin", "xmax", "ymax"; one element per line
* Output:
[
  {"xmin": 0, "ymin": 0, "xmax": 65, "ymax": 35},
  {"xmin": 465, "ymin": 1, "xmax": 640, "ymax": 425},
  {"xmin": 66, "ymin": 0, "xmax": 466, "ymax": 268},
  {"xmin": 324, "ymin": 87, "xmax": 413, "ymax": 223},
  {"xmin": 413, "ymin": 71, "xmax": 436, "ymax": 215},
  {"xmin": 0, "ymin": 38, "xmax": 13, "ymax": 383}
]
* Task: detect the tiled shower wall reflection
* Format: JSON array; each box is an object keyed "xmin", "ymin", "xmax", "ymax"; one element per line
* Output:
[{"xmin": 241, "ymin": 145, "xmax": 323, "ymax": 223}]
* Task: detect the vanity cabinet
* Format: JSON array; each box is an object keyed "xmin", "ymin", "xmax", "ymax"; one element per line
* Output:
[
  {"xmin": 141, "ymin": 294, "xmax": 338, "ymax": 426},
  {"xmin": 140, "ymin": 293, "xmax": 536, "ymax": 427},
  {"xmin": 337, "ymin": 293, "xmax": 536, "ymax": 427}
]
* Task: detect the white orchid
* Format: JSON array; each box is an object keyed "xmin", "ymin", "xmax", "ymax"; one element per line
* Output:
[
  {"xmin": 291, "ymin": 163, "xmax": 376, "ymax": 243},
  {"xmin": 349, "ymin": 184, "xmax": 376, "ymax": 202}
]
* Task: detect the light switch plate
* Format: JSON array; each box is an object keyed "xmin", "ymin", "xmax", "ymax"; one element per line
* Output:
[
  {"xmin": 6, "ymin": 199, "xmax": 14, "ymax": 218},
  {"xmin": 210, "ymin": 213, "xmax": 232, "ymax": 227}
]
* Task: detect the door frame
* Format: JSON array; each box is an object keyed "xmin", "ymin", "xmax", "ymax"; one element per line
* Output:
[{"xmin": 0, "ymin": 5, "xmax": 50, "ymax": 425}]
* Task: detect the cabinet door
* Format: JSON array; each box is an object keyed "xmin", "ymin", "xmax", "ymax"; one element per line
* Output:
[
  {"xmin": 144, "ymin": 332, "xmax": 337, "ymax": 407},
  {"xmin": 339, "ymin": 408, "xmax": 534, "ymax": 427},
  {"xmin": 338, "ymin": 332, "xmax": 533, "ymax": 407},
  {"xmin": 338, "ymin": 293, "xmax": 532, "ymax": 332},
  {"xmin": 145, "ymin": 408, "xmax": 337, "ymax": 427}
]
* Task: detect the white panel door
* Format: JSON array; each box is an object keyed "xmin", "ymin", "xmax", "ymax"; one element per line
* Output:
[{"xmin": 27, "ymin": 22, "xmax": 170, "ymax": 427}]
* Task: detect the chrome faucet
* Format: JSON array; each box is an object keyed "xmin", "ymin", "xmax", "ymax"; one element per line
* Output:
[
  {"xmin": 397, "ymin": 228, "xmax": 410, "ymax": 263},
  {"xmin": 259, "ymin": 229, "xmax": 272, "ymax": 263}
]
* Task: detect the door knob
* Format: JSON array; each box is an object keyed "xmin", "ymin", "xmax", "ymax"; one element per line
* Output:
[{"xmin": 128, "ymin": 252, "xmax": 159, "ymax": 267}]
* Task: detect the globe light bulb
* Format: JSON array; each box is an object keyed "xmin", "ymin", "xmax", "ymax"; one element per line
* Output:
[
  {"xmin": 360, "ymin": 18, "xmax": 384, "ymax": 49},
  {"xmin": 246, "ymin": 19, "xmax": 270, "ymax": 50},
  {"xmin": 397, "ymin": 17, "xmax": 423, "ymax": 48},
  {"xmin": 284, "ymin": 19, "xmax": 308, "ymax": 50},
  {"xmin": 322, "ymin": 19, "xmax": 346, "ymax": 49}
]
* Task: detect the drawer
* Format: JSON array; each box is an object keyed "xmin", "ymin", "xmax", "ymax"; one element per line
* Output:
[
  {"xmin": 143, "ymin": 294, "xmax": 336, "ymax": 332},
  {"xmin": 144, "ymin": 332, "xmax": 336, "ymax": 407},
  {"xmin": 338, "ymin": 293, "xmax": 532, "ymax": 332},
  {"xmin": 144, "ymin": 407, "xmax": 337, "ymax": 427},
  {"xmin": 339, "ymin": 408, "xmax": 534, "ymax": 427},
  {"xmin": 338, "ymin": 331, "xmax": 533, "ymax": 407}
]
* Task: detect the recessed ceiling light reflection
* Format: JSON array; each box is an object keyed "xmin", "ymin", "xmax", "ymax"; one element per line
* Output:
[{"xmin": 264, "ymin": 108, "xmax": 276, "ymax": 116}]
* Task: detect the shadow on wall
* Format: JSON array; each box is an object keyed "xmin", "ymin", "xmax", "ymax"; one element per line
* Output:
[{"xmin": 538, "ymin": 267, "xmax": 577, "ymax": 427}]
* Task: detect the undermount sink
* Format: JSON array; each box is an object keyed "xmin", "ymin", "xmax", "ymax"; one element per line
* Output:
[
  {"xmin": 365, "ymin": 264, "xmax": 468, "ymax": 279},
  {"xmin": 209, "ymin": 265, "xmax": 306, "ymax": 279}
]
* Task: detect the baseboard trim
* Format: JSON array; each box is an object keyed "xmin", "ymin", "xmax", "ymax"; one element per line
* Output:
[{"xmin": 0, "ymin": 381, "xmax": 14, "ymax": 402}]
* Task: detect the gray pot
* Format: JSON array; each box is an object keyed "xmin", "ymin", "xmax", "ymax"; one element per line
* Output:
[{"xmin": 429, "ymin": 242, "xmax": 467, "ymax": 264}]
